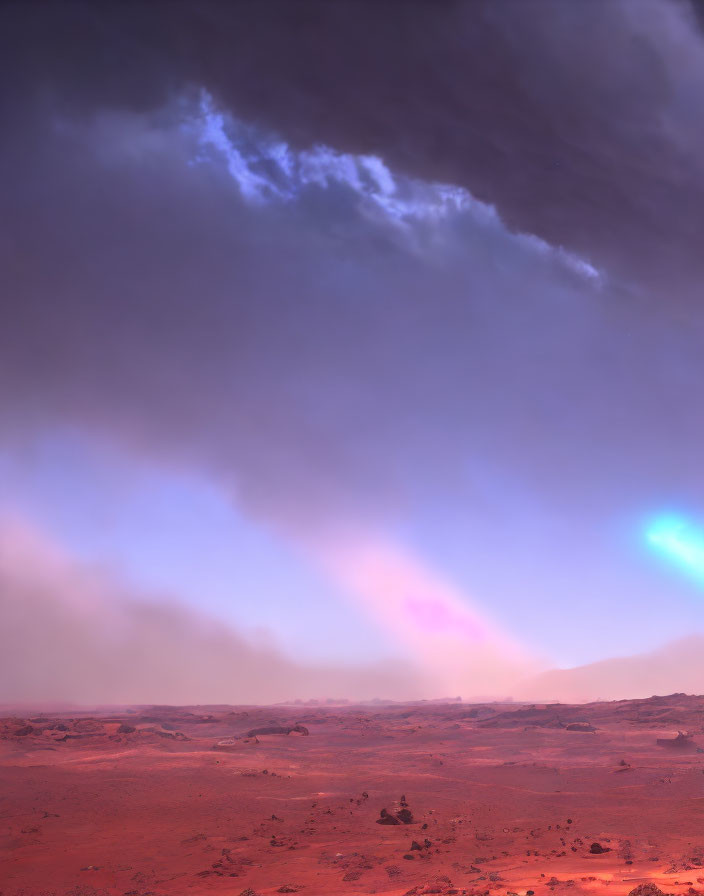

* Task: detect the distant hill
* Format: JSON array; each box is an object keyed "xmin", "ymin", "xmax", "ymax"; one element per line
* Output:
[{"xmin": 517, "ymin": 634, "xmax": 704, "ymax": 703}]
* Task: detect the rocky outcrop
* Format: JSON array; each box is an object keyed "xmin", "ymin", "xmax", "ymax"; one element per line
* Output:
[
  {"xmin": 566, "ymin": 722, "xmax": 596, "ymax": 732},
  {"xmin": 376, "ymin": 798, "xmax": 415, "ymax": 825},
  {"xmin": 245, "ymin": 724, "xmax": 309, "ymax": 737},
  {"xmin": 656, "ymin": 731, "xmax": 694, "ymax": 748}
]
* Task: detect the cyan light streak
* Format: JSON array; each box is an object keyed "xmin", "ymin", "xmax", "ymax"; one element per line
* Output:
[{"xmin": 646, "ymin": 515, "xmax": 704, "ymax": 584}]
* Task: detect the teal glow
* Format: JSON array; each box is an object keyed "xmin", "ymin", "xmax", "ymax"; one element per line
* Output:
[{"xmin": 646, "ymin": 515, "xmax": 704, "ymax": 584}]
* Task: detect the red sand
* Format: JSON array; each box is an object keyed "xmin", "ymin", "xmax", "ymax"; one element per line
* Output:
[{"xmin": 2, "ymin": 695, "xmax": 704, "ymax": 896}]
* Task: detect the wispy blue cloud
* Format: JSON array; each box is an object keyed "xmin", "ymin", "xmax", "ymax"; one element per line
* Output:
[{"xmin": 193, "ymin": 91, "xmax": 601, "ymax": 281}]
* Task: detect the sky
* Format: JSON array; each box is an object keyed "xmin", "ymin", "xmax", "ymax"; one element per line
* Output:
[{"xmin": 2, "ymin": 0, "xmax": 704, "ymax": 704}]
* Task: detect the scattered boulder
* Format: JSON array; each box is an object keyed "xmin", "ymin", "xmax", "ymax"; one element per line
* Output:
[
  {"xmin": 410, "ymin": 839, "xmax": 432, "ymax": 851},
  {"xmin": 377, "ymin": 808, "xmax": 401, "ymax": 825},
  {"xmin": 397, "ymin": 808, "xmax": 414, "ymax": 824},
  {"xmin": 590, "ymin": 842, "xmax": 610, "ymax": 854}
]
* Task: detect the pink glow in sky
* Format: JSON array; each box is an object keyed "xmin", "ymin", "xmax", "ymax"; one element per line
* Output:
[
  {"xmin": 314, "ymin": 534, "xmax": 541, "ymax": 697},
  {"xmin": 403, "ymin": 595, "xmax": 484, "ymax": 641}
]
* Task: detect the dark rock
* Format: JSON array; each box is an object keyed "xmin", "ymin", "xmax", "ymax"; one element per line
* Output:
[
  {"xmin": 118, "ymin": 723, "xmax": 136, "ymax": 734},
  {"xmin": 590, "ymin": 842, "xmax": 610, "ymax": 854},
  {"xmin": 14, "ymin": 725, "xmax": 34, "ymax": 736},
  {"xmin": 246, "ymin": 724, "xmax": 309, "ymax": 737},
  {"xmin": 377, "ymin": 808, "xmax": 401, "ymax": 825},
  {"xmin": 397, "ymin": 808, "xmax": 414, "ymax": 824},
  {"xmin": 628, "ymin": 885, "xmax": 664, "ymax": 896}
]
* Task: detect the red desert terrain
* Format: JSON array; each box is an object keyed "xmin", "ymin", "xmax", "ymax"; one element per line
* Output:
[{"xmin": 2, "ymin": 694, "xmax": 704, "ymax": 896}]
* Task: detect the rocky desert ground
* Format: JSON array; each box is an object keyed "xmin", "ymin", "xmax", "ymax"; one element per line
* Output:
[{"xmin": 2, "ymin": 694, "xmax": 704, "ymax": 896}]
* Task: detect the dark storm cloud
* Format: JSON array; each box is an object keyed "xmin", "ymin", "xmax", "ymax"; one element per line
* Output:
[
  {"xmin": 2, "ymin": 81, "xmax": 704, "ymax": 537},
  {"xmin": 3, "ymin": 0, "xmax": 704, "ymax": 287},
  {"xmin": 0, "ymin": 97, "xmax": 638, "ymax": 532}
]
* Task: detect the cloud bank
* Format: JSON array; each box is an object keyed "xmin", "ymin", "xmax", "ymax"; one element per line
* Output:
[
  {"xmin": 4, "ymin": 0, "xmax": 704, "ymax": 287},
  {"xmin": 0, "ymin": 518, "xmax": 422, "ymax": 705},
  {"xmin": 4, "ymin": 510, "xmax": 698, "ymax": 706}
]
